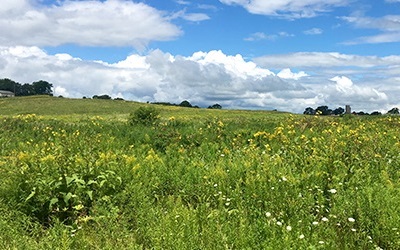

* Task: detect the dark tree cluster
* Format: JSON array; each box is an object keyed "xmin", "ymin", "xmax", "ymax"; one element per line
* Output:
[
  {"xmin": 304, "ymin": 105, "xmax": 397, "ymax": 116},
  {"xmin": 303, "ymin": 106, "xmax": 344, "ymax": 116},
  {"xmin": 92, "ymin": 94, "xmax": 112, "ymax": 100},
  {"xmin": 0, "ymin": 78, "xmax": 53, "ymax": 96},
  {"xmin": 151, "ymin": 100, "xmax": 220, "ymax": 109}
]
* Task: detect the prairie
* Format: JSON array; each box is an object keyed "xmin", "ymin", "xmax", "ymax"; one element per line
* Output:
[{"xmin": 0, "ymin": 96, "xmax": 399, "ymax": 249}]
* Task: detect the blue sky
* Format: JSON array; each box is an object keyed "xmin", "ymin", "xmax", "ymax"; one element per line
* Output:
[{"xmin": 1, "ymin": 0, "xmax": 400, "ymax": 112}]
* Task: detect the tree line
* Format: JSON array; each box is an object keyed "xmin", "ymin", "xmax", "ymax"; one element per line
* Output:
[
  {"xmin": 0, "ymin": 78, "xmax": 53, "ymax": 96},
  {"xmin": 303, "ymin": 105, "xmax": 398, "ymax": 116}
]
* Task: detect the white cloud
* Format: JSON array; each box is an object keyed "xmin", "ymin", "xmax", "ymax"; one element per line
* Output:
[
  {"xmin": 219, "ymin": 0, "xmax": 349, "ymax": 19},
  {"xmin": 254, "ymin": 52, "xmax": 400, "ymax": 68},
  {"xmin": 341, "ymin": 15, "xmax": 400, "ymax": 44},
  {"xmin": 278, "ymin": 68, "xmax": 308, "ymax": 80},
  {"xmin": 0, "ymin": 0, "xmax": 181, "ymax": 49},
  {"xmin": 1, "ymin": 46, "xmax": 399, "ymax": 113},
  {"xmin": 303, "ymin": 28, "xmax": 323, "ymax": 35},
  {"xmin": 182, "ymin": 13, "xmax": 210, "ymax": 22},
  {"xmin": 327, "ymin": 76, "xmax": 388, "ymax": 105}
]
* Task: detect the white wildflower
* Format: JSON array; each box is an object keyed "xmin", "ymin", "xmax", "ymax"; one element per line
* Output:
[{"xmin": 328, "ymin": 189, "xmax": 337, "ymax": 194}]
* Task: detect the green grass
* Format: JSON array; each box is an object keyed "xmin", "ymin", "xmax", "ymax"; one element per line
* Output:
[{"xmin": 0, "ymin": 96, "xmax": 399, "ymax": 249}]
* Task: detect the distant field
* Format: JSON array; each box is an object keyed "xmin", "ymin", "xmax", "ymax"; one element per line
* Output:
[
  {"xmin": 0, "ymin": 96, "xmax": 399, "ymax": 249},
  {"xmin": 0, "ymin": 95, "xmax": 287, "ymax": 120}
]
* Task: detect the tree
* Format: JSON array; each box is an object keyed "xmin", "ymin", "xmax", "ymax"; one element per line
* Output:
[
  {"xmin": 315, "ymin": 106, "xmax": 332, "ymax": 115},
  {"xmin": 332, "ymin": 107, "xmax": 344, "ymax": 115},
  {"xmin": 179, "ymin": 100, "xmax": 192, "ymax": 108},
  {"xmin": 370, "ymin": 111, "xmax": 382, "ymax": 116},
  {"xmin": 32, "ymin": 80, "xmax": 53, "ymax": 95},
  {"xmin": 387, "ymin": 107, "xmax": 399, "ymax": 115},
  {"xmin": 0, "ymin": 78, "xmax": 19, "ymax": 93},
  {"xmin": 93, "ymin": 94, "xmax": 111, "ymax": 100},
  {"xmin": 208, "ymin": 103, "xmax": 222, "ymax": 109},
  {"xmin": 20, "ymin": 83, "xmax": 35, "ymax": 96},
  {"xmin": 303, "ymin": 107, "xmax": 315, "ymax": 115}
]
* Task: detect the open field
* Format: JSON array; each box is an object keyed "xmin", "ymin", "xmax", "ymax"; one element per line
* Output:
[{"xmin": 0, "ymin": 96, "xmax": 399, "ymax": 249}]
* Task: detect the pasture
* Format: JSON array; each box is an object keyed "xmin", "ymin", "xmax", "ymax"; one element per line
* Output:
[{"xmin": 0, "ymin": 96, "xmax": 399, "ymax": 249}]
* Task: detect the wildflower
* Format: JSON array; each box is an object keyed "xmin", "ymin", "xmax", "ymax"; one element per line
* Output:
[
  {"xmin": 328, "ymin": 189, "xmax": 337, "ymax": 194},
  {"xmin": 276, "ymin": 221, "xmax": 283, "ymax": 226},
  {"xmin": 348, "ymin": 217, "xmax": 356, "ymax": 223},
  {"xmin": 318, "ymin": 241, "xmax": 325, "ymax": 244},
  {"xmin": 351, "ymin": 228, "xmax": 357, "ymax": 232},
  {"xmin": 265, "ymin": 212, "xmax": 271, "ymax": 217},
  {"xmin": 321, "ymin": 217, "xmax": 329, "ymax": 222},
  {"xmin": 299, "ymin": 234, "xmax": 305, "ymax": 239},
  {"xmin": 286, "ymin": 226, "xmax": 292, "ymax": 231},
  {"xmin": 312, "ymin": 221, "xmax": 319, "ymax": 226}
]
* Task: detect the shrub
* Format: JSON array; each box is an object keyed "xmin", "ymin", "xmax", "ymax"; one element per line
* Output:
[{"xmin": 129, "ymin": 106, "xmax": 160, "ymax": 125}]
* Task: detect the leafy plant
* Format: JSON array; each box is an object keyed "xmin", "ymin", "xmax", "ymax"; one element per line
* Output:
[{"xmin": 128, "ymin": 106, "xmax": 160, "ymax": 125}]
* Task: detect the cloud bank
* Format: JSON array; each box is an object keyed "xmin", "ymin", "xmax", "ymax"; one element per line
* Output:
[
  {"xmin": 0, "ymin": 0, "xmax": 181, "ymax": 49},
  {"xmin": 1, "ymin": 46, "xmax": 397, "ymax": 113}
]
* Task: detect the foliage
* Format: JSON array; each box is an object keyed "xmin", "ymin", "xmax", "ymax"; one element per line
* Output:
[
  {"xmin": 0, "ymin": 98, "xmax": 400, "ymax": 249},
  {"xmin": 0, "ymin": 78, "xmax": 53, "ymax": 96},
  {"xmin": 387, "ymin": 107, "xmax": 399, "ymax": 115},
  {"xmin": 129, "ymin": 106, "xmax": 160, "ymax": 125},
  {"xmin": 92, "ymin": 94, "xmax": 112, "ymax": 100},
  {"xmin": 179, "ymin": 100, "xmax": 192, "ymax": 108},
  {"xmin": 208, "ymin": 103, "xmax": 222, "ymax": 109}
]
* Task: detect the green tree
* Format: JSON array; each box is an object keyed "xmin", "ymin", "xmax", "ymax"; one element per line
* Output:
[
  {"xmin": 179, "ymin": 100, "xmax": 192, "ymax": 108},
  {"xmin": 387, "ymin": 107, "xmax": 399, "ymax": 115},
  {"xmin": 332, "ymin": 107, "xmax": 344, "ymax": 115},
  {"xmin": 0, "ymin": 78, "xmax": 20, "ymax": 94},
  {"xmin": 303, "ymin": 107, "xmax": 315, "ymax": 115},
  {"xmin": 208, "ymin": 103, "xmax": 222, "ymax": 109},
  {"xmin": 32, "ymin": 80, "xmax": 53, "ymax": 95},
  {"xmin": 20, "ymin": 83, "xmax": 35, "ymax": 96}
]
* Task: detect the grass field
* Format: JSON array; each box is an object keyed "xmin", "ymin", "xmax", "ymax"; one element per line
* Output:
[{"xmin": 0, "ymin": 96, "xmax": 399, "ymax": 249}]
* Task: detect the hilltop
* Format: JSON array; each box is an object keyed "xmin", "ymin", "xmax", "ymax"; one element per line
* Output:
[{"xmin": 0, "ymin": 95, "xmax": 288, "ymax": 120}]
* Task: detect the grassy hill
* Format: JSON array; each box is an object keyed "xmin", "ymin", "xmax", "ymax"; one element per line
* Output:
[{"xmin": 0, "ymin": 95, "xmax": 288, "ymax": 120}]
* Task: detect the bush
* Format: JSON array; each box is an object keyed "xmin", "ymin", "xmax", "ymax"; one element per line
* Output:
[{"xmin": 129, "ymin": 106, "xmax": 160, "ymax": 125}]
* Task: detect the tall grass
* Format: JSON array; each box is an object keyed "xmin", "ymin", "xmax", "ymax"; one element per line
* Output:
[{"xmin": 0, "ymin": 97, "xmax": 399, "ymax": 249}]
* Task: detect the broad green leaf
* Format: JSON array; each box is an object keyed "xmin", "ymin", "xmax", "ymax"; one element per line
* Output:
[
  {"xmin": 64, "ymin": 192, "xmax": 73, "ymax": 204},
  {"xmin": 49, "ymin": 197, "xmax": 59, "ymax": 209},
  {"xmin": 86, "ymin": 190, "xmax": 93, "ymax": 200}
]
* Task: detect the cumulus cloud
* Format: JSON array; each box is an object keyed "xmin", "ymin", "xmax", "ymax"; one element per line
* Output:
[
  {"xmin": 0, "ymin": 0, "xmax": 181, "ymax": 49},
  {"xmin": 278, "ymin": 68, "xmax": 308, "ymax": 80},
  {"xmin": 1, "ymin": 46, "xmax": 399, "ymax": 113},
  {"xmin": 219, "ymin": 0, "xmax": 349, "ymax": 19},
  {"xmin": 327, "ymin": 76, "xmax": 388, "ymax": 105}
]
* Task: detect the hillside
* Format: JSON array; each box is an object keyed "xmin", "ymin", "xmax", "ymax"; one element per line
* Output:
[{"xmin": 0, "ymin": 95, "xmax": 288, "ymax": 120}]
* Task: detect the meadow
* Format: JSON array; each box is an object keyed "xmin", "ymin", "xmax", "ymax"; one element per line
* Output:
[{"xmin": 0, "ymin": 96, "xmax": 399, "ymax": 249}]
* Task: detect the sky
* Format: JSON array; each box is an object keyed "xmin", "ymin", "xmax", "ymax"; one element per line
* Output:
[{"xmin": 1, "ymin": 0, "xmax": 400, "ymax": 113}]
